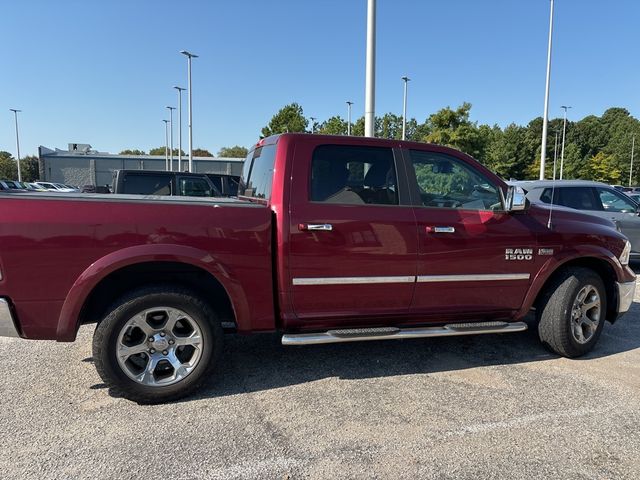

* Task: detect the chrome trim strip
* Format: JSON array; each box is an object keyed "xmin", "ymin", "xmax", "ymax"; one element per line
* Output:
[
  {"xmin": 616, "ymin": 280, "xmax": 636, "ymax": 314},
  {"xmin": 292, "ymin": 276, "xmax": 415, "ymax": 286},
  {"xmin": 282, "ymin": 322, "xmax": 528, "ymax": 345},
  {"xmin": 417, "ymin": 273, "xmax": 530, "ymax": 283},
  {"xmin": 0, "ymin": 299, "xmax": 20, "ymax": 338}
]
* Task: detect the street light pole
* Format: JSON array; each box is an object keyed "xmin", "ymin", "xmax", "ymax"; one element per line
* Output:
[
  {"xmin": 560, "ymin": 105, "xmax": 571, "ymax": 179},
  {"xmin": 630, "ymin": 135, "xmax": 636, "ymax": 187},
  {"xmin": 364, "ymin": 0, "xmax": 376, "ymax": 137},
  {"xmin": 401, "ymin": 76, "xmax": 410, "ymax": 141},
  {"xmin": 310, "ymin": 117, "xmax": 316, "ymax": 134},
  {"xmin": 166, "ymin": 106, "xmax": 176, "ymax": 171},
  {"xmin": 346, "ymin": 101, "xmax": 353, "ymax": 135},
  {"xmin": 553, "ymin": 130, "xmax": 559, "ymax": 180},
  {"xmin": 174, "ymin": 86, "xmax": 186, "ymax": 171},
  {"xmin": 180, "ymin": 50, "xmax": 198, "ymax": 172},
  {"xmin": 163, "ymin": 120, "xmax": 169, "ymax": 171},
  {"xmin": 539, "ymin": 0, "xmax": 555, "ymax": 180},
  {"xmin": 9, "ymin": 109, "xmax": 22, "ymax": 182}
]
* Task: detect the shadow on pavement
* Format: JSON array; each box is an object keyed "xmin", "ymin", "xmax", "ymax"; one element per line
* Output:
[{"xmin": 122, "ymin": 300, "xmax": 640, "ymax": 403}]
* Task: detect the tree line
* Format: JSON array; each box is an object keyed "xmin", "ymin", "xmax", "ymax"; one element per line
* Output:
[
  {"xmin": 0, "ymin": 152, "xmax": 40, "ymax": 181},
  {"xmin": 120, "ymin": 146, "xmax": 249, "ymax": 158},
  {"xmin": 261, "ymin": 102, "xmax": 640, "ymax": 185}
]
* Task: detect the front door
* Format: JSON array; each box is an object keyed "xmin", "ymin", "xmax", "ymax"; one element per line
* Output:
[
  {"xmin": 288, "ymin": 142, "xmax": 418, "ymax": 322},
  {"xmin": 593, "ymin": 186, "xmax": 640, "ymax": 253},
  {"xmin": 405, "ymin": 148, "xmax": 539, "ymax": 319}
]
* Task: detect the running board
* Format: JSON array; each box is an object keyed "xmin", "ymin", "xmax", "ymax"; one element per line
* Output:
[{"xmin": 281, "ymin": 321, "xmax": 527, "ymax": 346}]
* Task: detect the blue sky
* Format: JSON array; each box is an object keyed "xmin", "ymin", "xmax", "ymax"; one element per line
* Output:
[{"xmin": 1, "ymin": 0, "xmax": 638, "ymax": 157}]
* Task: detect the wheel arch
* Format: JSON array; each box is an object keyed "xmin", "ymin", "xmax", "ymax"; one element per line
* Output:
[
  {"xmin": 56, "ymin": 244, "xmax": 248, "ymax": 341},
  {"xmin": 522, "ymin": 253, "xmax": 620, "ymax": 323}
]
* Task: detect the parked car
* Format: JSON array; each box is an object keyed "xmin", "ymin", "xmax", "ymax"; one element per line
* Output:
[
  {"xmin": 81, "ymin": 184, "xmax": 112, "ymax": 194},
  {"xmin": 205, "ymin": 173, "xmax": 240, "ymax": 196},
  {"xmin": 515, "ymin": 180, "xmax": 640, "ymax": 259},
  {"xmin": 34, "ymin": 181, "xmax": 74, "ymax": 192},
  {"xmin": 0, "ymin": 180, "xmax": 28, "ymax": 191},
  {"xmin": 112, "ymin": 170, "xmax": 221, "ymax": 197},
  {"xmin": 21, "ymin": 182, "xmax": 48, "ymax": 192},
  {"xmin": 0, "ymin": 134, "xmax": 635, "ymax": 403}
]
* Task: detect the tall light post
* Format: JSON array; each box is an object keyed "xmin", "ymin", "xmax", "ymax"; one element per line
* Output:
[
  {"xmin": 401, "ymin": 76, "xmax": 410, "ymax": 141},
  {"xmin": 559, "ymin": 105, "xmax": 571, "ymax": 179},
  {"xmin": 553, "ymin": 130, "xmax": 559, "ymax": 180},
  {"xmin": 310, "ymin": 117, "xmax": 316, "ymax": 134},
  {"xmin": 539, "ymin": 0, "xmax": 555, "ymax": 180},
  {"xmin": 346, "ymin": 101, "xmax": 353, "ymax": 135},
  {"xmin": 166, "ymin": 106, "xmax": 175, "ymax": 171},
  {"xmin": 9, "ymin": 109, "xmax": 22, "ymax": 181},
  {"xmin": 630, "ymin": 135, "xmax": 636, "ymax": 187},
  {"xmin": 162, "ymin": 119, "xmax": 170, "ymax": 171},
  {"xmin": 180, "ymin": 50, "xmax": 198, "ymax": 172},
  {"xmin": 174, "ymin": 86, "xmax": 186, "ymax": 171},
  {"xmin": 364, "ymin": 0, "xmax": 376, "ymax": 137}
]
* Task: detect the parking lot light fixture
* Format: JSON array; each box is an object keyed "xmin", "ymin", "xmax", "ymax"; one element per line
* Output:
[
  {"xmin": 174, "ymin": 87, "xmax": 186, "ymax": 171},
  {"xmin": 346, "ymin": 101, "xmax": 353, "ymax": 135},
  {"xmin": 539, "ymin": 0, "xmax": 555, "ymax": 180},
  {"xmin": 401, "ymin": 76, "xmax": 410, "ymax": 140},
  {"xmin": 163, "ymin": 120, "xmax": 170, "ymax": 170},
  {"xmin": 180, "ymin": 50, "xmax": 198, "ymax": 172},
  {"xmin": 9, "ymin": 109, "xmax": 22, "ymax": 182},
  {"xmin": 167, "ymin": 106, "xmax": 176, "ymax": 171},
  {"xmin": 560, "ymin": 105, "xmax": 572, "ymax": 180}
]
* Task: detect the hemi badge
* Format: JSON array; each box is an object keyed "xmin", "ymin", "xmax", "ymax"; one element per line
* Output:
[{"xmin": 538, "ymin": 248, "xmax": 554, "ymax": 256}]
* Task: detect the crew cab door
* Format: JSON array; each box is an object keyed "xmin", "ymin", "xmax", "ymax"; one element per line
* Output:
[
  {"xmin": 405, "ymin": 148, "xmax": 538, "ymax": 318},
  {"xmin": 288, "ymin": 142, "xmax": 418, "ymax": 321}
]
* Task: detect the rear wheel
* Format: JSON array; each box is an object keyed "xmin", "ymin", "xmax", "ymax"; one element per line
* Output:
[
  {"xmin": 537, "ymin": 267, "xmax": 606, "ymax": 358},
  {"xmin": 92, "ymin": 285, "xmax": 222, "ymax": 403}
]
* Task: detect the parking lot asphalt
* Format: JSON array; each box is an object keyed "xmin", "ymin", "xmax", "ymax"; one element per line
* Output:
[{"xmin": 1, "ymin": 283, "xmax": 640, "ymax": 480}]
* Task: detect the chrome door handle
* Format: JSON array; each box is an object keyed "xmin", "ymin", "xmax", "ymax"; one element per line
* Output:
[
  {"xmin": 426, "ymin": 226, "xmax": 455, "ymax": 233},
  {"xmin": 299, "ymin": 223, "xmax": 333, "ymax": 231}
]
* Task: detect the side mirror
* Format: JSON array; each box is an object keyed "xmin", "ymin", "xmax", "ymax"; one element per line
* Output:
[{"xmin": 506, "ymin": 185, "xmax": 527, "ymax": 212}]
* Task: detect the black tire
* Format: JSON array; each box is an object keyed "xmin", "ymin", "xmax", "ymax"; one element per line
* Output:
[
  {"xmin": 92, "ymin": 284, "xmax": 223, "ymax": 404},
  {"xmin": 537, "ymin": 267, "xmax": 607, "ymax": 358}
]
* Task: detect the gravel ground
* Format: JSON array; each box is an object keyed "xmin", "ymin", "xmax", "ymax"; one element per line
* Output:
[{"xmin": 1, "ymin": 282, "xmax": 640, "ymax": 479}]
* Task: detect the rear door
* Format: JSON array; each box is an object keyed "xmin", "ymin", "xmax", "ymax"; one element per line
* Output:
[
  {"xmin": 406, "ymin": 148, "xmax": 539, "ymax": 318},
  {"xmin": 288, "ymin": 142, "xmax": 418, "ymax": 321}
]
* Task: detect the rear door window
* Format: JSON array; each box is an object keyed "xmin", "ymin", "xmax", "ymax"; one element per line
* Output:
[
  {"xmin": 122, "ymin": 174, "xmax": 171, "ymax": 195},
  {"xmin": 541, "ymin": 187, "xmax": 601, "ymax": 211},
  {"xmin": 178, "ymin": 177, "xmax": 213, "ymax": 197},
  {"xmin": 310, "ymin": 145, "xmax": 398, "ymax": 205}
]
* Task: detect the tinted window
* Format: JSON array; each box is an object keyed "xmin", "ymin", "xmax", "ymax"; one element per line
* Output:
[
  {"xmin": 597, "ymin": 188, "xmax": 637, "ymax": 213},
  {"xmin": 178, "ymin": 177, "xmax": 213, "ymax": 197},
  {"xmin": 559, "ymin": 187, "xmax": 600, "ymax": 210},
  {"xmin": 240, "ymin": 145, "xmax": 277, "ymax": 199},
  {"xmin": 122, "ymin": 174, "xmax": 171, "ymax": 195},
  {"xmin": 208, "ymin": 176, "xmax": 223, "ymax": 192},
  {"xmin": 310, "ymin": 145, "xmax": 398, "ymax": 205},
  {"xmin": 409, "ymin": 150, "xmax": 501, "ymax": 210}
]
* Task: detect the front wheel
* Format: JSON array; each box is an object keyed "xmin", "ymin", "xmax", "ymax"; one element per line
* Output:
[
  {"xmin": 92, "ymin": 285, "xmax": 222, "ymax": 403},
  {"xmin": 537, "ymin": 267, "xmax": 606, "ymax": 358}
]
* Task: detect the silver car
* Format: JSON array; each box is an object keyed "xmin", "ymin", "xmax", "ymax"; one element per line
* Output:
[{"xmin": 516, "ymin": 180, "xmax": 640, "ymax": 258}]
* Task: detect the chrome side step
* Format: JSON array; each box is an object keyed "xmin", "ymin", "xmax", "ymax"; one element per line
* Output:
[{"xmin": 281, "ymin": 321, "xmax": 527, "ymax": 346}]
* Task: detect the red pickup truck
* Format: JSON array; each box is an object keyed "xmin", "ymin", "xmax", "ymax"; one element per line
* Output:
[{"xmin": 0, "ymin": 134, "xmax": 635, "ymax": 403}]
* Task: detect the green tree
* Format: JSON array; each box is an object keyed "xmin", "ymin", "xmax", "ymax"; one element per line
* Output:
[
  {"xmin": 0, "ymin": 151, "xmax": 18, "ymax": 179},
  {"xmin": 217, "ymin": 146, "xmax": 248, "ymax": 158},
  {"xmin": 119, "ymin": 149, "xmax": 146, "ymax": 155},
  {"xmin": 422, "ymin": 103, "xmax": 486, "ymax": 158},
  {"xmin": 318, "ymin": 116, "xmax": 347, "ymax": 135},
  {"xmin": 149, "ymin": 147, "xmax": 188, "ymax": 156},
  {"xmin": 19, "ymin": 156, "xmax": 39, "ymax": 182},
  {"xmin": 589, "ymin": 152, "xmax": 622, "ymax": 183},
  {"xmin": 149, "ymin": 147, "xmax": 166, "ymax": 155},
  {"xmin": 192, "ymin": 148, "xmax": 213, "ymax": 157},
  {"xmin": 261, "ymin": 103, "xmax": 308, "ymax": 137}
]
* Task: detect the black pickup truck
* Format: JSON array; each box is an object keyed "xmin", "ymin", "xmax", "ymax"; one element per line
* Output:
[{"xmin": 111, "ymin": 170, "xmax": 220, "ymax": 197}]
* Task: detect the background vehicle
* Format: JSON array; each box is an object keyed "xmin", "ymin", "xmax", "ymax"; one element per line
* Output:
[
  {"xmin": 81, "ymin": 184, "xmax": 111, "ymax": 194},
  {"xmin": 517, "ymin": 180, "xmax": 640, "ymax": 259},
  {"xmin": 0, "ymin": 134, "xmax": 635, "ymax": 403},
  {"xmin": 34, "ymin": 181, "xmax": 74, "ymax": 192},
  {"xmin": 0, "ymin": 180, "xmax": 28, "ymax": 191},
  {"xmin": 112, "ymin": 170, "xmax": 221, "ymax": 197},
  {"xmin": 205, "ymin": 173, "xmax": 240, "ymax": 196}
]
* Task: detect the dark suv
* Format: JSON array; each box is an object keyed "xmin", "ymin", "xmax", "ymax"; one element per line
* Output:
[{"xmin": 112, "ymin": 170, "xmax": 220, "ymax": 197}]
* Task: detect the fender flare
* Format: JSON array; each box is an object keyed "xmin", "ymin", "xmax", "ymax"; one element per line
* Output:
[
  {"xmin": 55, "ymin": 244, "xmax": 247, "ymax": 341},
  {"xmin": 516, "ymin": 245, "xmax": 624, "ymax": 319}
]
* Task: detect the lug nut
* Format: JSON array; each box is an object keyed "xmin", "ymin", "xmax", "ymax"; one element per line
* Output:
[
  {"xmin": 168, "ymin": 339, "xmax": 175, "ymax": 345},
  {"xmin": 149, "ymin": 337, "xmax": 154, "ymax": 342},
  {"xmin": 160, "ymin": 332, "xmax": 166, "ymax": 337},
  {"xmin": 149, "ymin": 348, "xmax": 156, "ymax": 354},
  {"xmin": 162, "ymin": 350, "xmax": 168, "ymax": 355}
]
